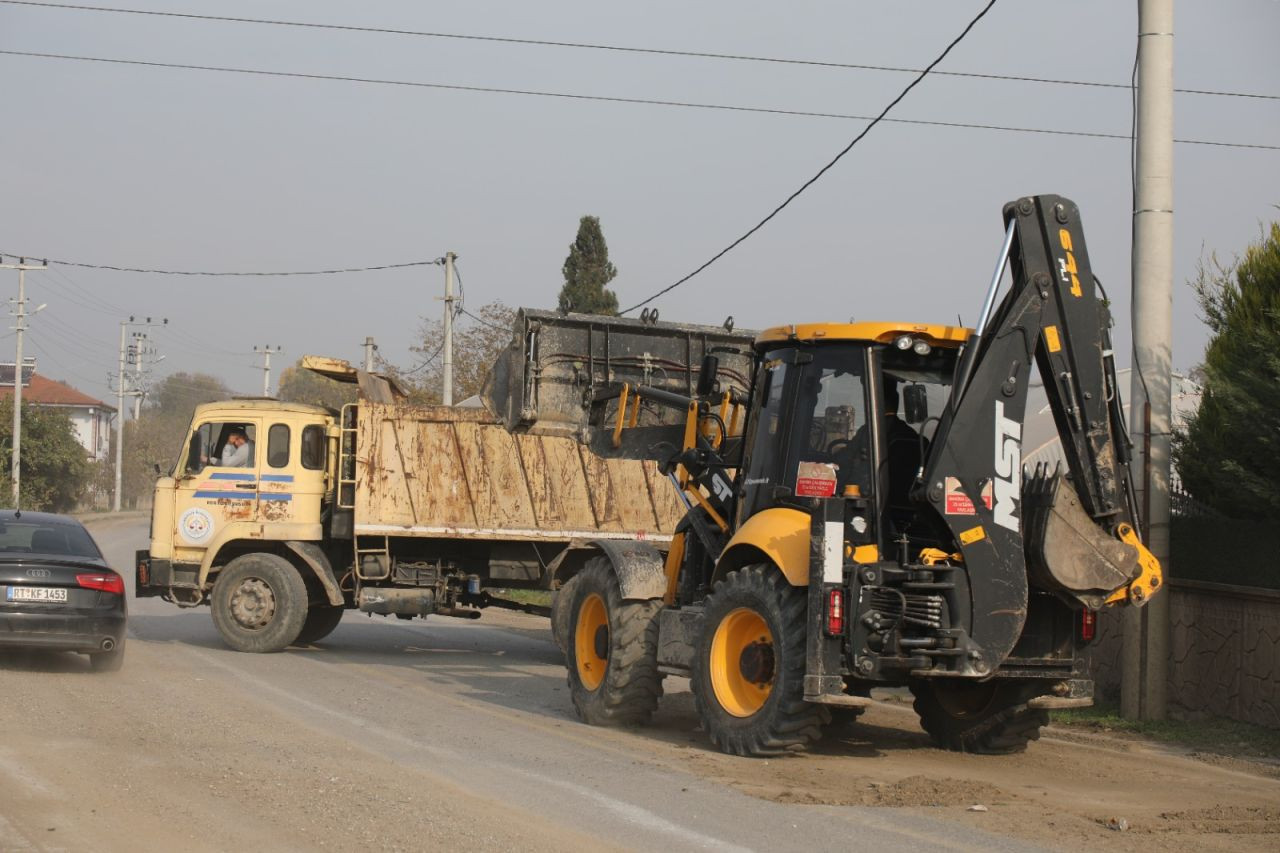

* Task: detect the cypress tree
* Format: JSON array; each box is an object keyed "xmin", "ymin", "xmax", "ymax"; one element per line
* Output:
[
  {"xmin": 1174, "ymin": 222, "xmax": 1280, "ymax": 519},
  {"xmin": 558, "ymin": 215, "xmax": 619, "ymax": 315}
]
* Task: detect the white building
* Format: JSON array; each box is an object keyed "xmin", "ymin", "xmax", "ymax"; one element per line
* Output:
[{"xmin": 0, "ymin": 363, "xmax": 116, "ymax": 461}]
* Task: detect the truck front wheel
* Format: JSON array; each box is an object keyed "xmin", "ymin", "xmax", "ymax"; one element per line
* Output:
[
  {"xmin": 691, "ymin": 564, "xmax": 829, "ymax": 756},
  {"xmin": 211, "ymin": 553, "xmax": 308, "ymax": 653},
  {"xmin": 909, "ymin": 680, "xmax": 1048, "ymax": 754},
  {"xmin": 565, "ymin": 557, "xmax": 664, "ymax": 725}
]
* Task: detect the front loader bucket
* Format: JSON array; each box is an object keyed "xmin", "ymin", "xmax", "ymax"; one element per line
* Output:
[{"xmin": 1022, "ymin": 465, "xmax": 1139, "ymax": 609}]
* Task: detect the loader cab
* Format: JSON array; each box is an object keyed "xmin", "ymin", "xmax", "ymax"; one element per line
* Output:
[{"xmin": 737, "ymin": 323, "xmax": 969, "ymax": 555}]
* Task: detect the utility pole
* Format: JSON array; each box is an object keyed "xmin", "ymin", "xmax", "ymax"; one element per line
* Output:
[
  {"xmin": 1124, "ymin": 0, "xmax": 1174, "ymax": 722},
  {"xmin": 362, "ymin": 336, "xmax": 378, "ymax": 372},
  {"xmin": 255, "ymin": 345, "xmax": 283, "ymax": 397},
  {"xmin": 2, "ymin": 257, "xmax": 47, "ymax": 508},
  {"xmin": 442, "ymin": 252, "xmax": 457, "ymax": 406},
  {"xmin": 112, "ymin": 316, "xmax": 166, "ymax": 512},
  {"xmin": 114, "ymin": 316, "xmax": 133, "ymax": 513},
  {"xmin": 130, "ymin": 331, "xmax": 146, "ymax": 420}
]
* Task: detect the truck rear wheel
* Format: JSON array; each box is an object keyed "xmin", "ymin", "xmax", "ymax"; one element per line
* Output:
[
  {"xmin": 691, "ymin": 564, "xmax": 828, "ymax": 756},
  {"xmin": 565, "ymin": 557, "xmax": 664, "ymax": 725},
  {"xmin": 211, "ymin": 553, "xmax": 308, "ymax": 653},
  {"xmin": 295, "ymin": 604, "xmax": 346, "ymax": 645},
  {"xmin": 909, "ymin": 680, "xmax": 1048, "ymax": 754}
]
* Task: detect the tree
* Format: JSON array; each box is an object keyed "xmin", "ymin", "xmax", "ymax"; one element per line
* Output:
[
  {"xmin": 0, "ymin": 400, "xmax": 93, "ymax": 512},
  {"xmin": 123, "ymin": 372, "xmax": 231, "ymax": 506},
  {"xmin": 384, "ymin": 301, "xmax": 516, "ymax": 405},
  {"xmin": 1174, "ymin": 221, "xmax": 1280, "ymax": 520},
  {"xmin": 277, "ymin": 361, "xmax": 356, "ymax": 411},
  {"xmin": 558, "ymin": 215, "xmax": 619, "ymax": 315}
]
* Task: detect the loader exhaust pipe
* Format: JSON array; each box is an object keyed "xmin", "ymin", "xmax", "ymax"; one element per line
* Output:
[{"xmin": 100, "ymin": 638, "xmax": 116, "ymax": 652}]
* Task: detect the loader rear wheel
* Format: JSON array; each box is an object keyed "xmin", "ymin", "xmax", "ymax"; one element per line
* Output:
[
  {"xmin": 691, "ymin": 564, "xmax": 829, "ymax": 756},
  {"xmin": 295, "ymin": 604, "xmax": 346, "ymax": 645},
  {"xmin": 565, "ymin": 557, "xmax": 664, "ymax": 725},
  {"xmin": 909, "ymin": 680, "xmax": 1048, "ymax": 754}
]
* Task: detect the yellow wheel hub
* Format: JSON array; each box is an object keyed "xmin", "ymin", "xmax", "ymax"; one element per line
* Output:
[
  {"xmin": 574, "ymin": 592, "xmax": 609, "ymax": 691},
  {"xmin": 710, "ymin": 607, "xmax": 775, "ymax": 717}
]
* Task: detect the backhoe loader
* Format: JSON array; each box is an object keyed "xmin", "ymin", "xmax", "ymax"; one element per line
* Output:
[{"xmin": 490, "ymin": 194, "xmax": 1162, "ymax": 755}]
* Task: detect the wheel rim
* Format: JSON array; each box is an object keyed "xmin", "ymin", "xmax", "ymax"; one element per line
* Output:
[
  {"xmin": 229, "ymin": 576, "xmax": 276, "ymax": 631},
  {"xmin": 710, "ymin": 607, "xmax": 775, "ymax": 718},
  {"xmin": 574, "ymin": 592, "xmax": 609, "ymax": 691}
]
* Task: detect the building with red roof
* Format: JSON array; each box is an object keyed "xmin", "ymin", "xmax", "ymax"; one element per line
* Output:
[{"xmin": 0, "ymin": 361, "xmax": 115, "ymax": 461}]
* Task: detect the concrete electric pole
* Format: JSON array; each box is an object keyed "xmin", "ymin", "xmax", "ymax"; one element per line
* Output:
[
  {"xmin": 113, "ymin": 316, "xmax": 167, "ymax": 512},
  {"xmin": 442, "ymin": 252, "xmax": 457, "ymax": 406},
  {"xmin": 363, "ymin": 336, "xmax": 378, "ymax": 372},
  {"xmin": 1124, "ymin": 0, "xmax": 1174, "ymax": 722},
  {"xmin": 2, "ymin": 257, "xmax": 47, "ymax": 508},
  {"xmin": 255, "ymin": 345, "xmax": 283, "ymax": 397}
]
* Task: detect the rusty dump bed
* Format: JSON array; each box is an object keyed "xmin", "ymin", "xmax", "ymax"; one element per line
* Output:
[{"xmin": 354, "ymin": 402, "xmax": 685, "ymax": 542}]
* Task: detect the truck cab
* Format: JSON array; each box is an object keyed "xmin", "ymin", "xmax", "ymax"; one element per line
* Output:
[{"xmin": 141, "ymin": 399, "xmax": 337, "ymax": 603}]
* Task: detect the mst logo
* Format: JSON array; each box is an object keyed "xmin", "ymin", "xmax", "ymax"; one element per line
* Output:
[{"xmin": 993, "ymin": 401, "xmax": 1022, "ymax": 532}]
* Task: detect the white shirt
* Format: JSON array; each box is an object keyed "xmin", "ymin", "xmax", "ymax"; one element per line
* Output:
[{"xmin": 218, "ymin": 440, "xmax": 253, "ymax": 468}]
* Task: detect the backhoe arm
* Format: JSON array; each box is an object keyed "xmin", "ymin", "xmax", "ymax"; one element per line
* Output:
[{"xmin": 919, "ymin": 196, "xmax": 1160, "ymax": 672}]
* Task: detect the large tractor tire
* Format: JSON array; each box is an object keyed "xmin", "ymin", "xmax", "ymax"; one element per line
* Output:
[
  {"xmin": 909, "ymin": 680, "xmax": 1049, "ymax": 754},
  {"xmin": 295, "ymin": 604, "xmax": 346, "ymax": 645},
  {"xmin": 691, "ymin": 564, "xmax": 829, "ymax": 756},
  {"xmin": 565, "ymin": 557, "xmax": 664, "ymax": 725},
  {"xmin": 211, "ymin": 553, "xmax": 308, "ymax": 653}
]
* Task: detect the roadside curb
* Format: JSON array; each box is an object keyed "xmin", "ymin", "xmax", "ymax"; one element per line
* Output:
[{"xmin": 77, "ymin": 511, "xmax": 149, "ymax": 527}]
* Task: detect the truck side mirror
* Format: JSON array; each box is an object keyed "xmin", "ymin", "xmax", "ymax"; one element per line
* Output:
[
  {"xmin": 696, "ymin": 355, "xmax": 719, "ymax": 397},
  {"xmin": 903, "ymin": 384, "xmax": 929, "ymax": 424},
  {"xmin": 186, "ymin": 435, "xmax": 203, "ymax": 474}
]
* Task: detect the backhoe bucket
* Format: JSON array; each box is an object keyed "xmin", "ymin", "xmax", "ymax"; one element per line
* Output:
[{"xmin": 1022, "ymin": 465, "xmax": 1139, "ymax": 609}]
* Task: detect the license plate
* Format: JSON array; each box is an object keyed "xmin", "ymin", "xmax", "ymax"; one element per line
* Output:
[{"xmin": 7, "ymin": 586, "xmax": 68, "ymax": 603}]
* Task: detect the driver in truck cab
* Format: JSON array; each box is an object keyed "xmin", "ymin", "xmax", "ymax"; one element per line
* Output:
[{"xmin": 205, "ymin": 427, "xmax": 254, "ymax": 468}]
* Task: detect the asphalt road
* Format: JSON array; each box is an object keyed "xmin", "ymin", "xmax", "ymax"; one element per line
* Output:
[{"xmin": 1, "ymin": 516, "xmax": 1276, "ymax": 852}]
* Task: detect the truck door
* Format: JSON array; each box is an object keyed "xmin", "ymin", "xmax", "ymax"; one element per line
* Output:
[
  {"xmin": 172, "ymin": 419, "xmax": 262, "ymax": 562},
  {"xmin": 255, "ymin": 420, "xmax": 327, "ymax": 524}
]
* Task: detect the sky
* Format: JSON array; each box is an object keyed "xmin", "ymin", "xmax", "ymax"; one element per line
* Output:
[{"xmin": 1, "ymin": 0, "xmax": 1276, "ymax": 412}]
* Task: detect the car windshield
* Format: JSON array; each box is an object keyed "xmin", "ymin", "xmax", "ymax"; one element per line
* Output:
[{"xmin": 0, "ymin": 520, "xmax": 102, "ymax": 559}]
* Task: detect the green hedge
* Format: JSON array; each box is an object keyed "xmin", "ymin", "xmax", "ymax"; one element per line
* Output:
[{"xmin": 1169, "ymin": 515, "xmax": 1280, "ymax": 590}]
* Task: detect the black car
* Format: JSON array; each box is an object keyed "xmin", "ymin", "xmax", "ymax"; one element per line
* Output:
[{"xmin": 0, "ymin": 510, "xmax": 126, "ymax": 671}]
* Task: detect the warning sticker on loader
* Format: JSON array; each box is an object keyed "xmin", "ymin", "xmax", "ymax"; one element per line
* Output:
[
  {"xmin": 944, "ymin": 477, "xmax": 992, "ymax": 515},
  {"xmin": 795, "ymin": 461, "xmax": 838, "ymax": 498}
]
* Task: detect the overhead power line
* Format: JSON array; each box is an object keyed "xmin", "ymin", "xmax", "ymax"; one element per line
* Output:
[
  {"xmin": 620, "ymin": 0, "xmax": 1000, "ymax": 315},
  {"xmin": 0, "ymin": 250, "xmax": 441, "ymax": 276},
  {"xmin": 2, "ymin": 0, "xmax": 1274, "ymax": 101},
  {"xmin": 1, "ymin": 51, "xmax": 1275, "ymax": 153}
]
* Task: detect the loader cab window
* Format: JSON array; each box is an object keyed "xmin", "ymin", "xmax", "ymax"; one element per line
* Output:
[
  {"xmin": 876, "ymin": 346, "xmax": 957, "ymax": 536},
  {"xmin": 738, "ymin": 346, "xmax": 870, "ymax": 519}
]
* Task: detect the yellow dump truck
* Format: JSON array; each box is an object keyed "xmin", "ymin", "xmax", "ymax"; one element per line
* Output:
[{"xmin": 136, "ymin": 312, "xmax": 754, "ymax": 653}]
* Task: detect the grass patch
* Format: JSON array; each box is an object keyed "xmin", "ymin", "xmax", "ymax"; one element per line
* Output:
[
  {"xmin": 487, "ymin": 588, "xmax": 552, "ymax": 607},
  {"xmin": 1052, "ymin": 702, "xmax": 1280, "ymax": 762}
]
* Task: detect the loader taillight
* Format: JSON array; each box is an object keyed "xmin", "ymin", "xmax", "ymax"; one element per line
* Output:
[
  {"xmin": 1080, "ymin": 608, "xmax": 1096, "ymax": 642},
  {"xmin": 826, "ymin": 589, "xmax": 845, "ymax": 636}
]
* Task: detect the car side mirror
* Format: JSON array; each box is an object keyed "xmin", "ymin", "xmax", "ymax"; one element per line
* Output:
[
  {"xmin": 696, "ymin": 355, "xmax": 719, "ymax": 397},
  {"xmin": 903, "ymin": 384, "xmax": 929, "ymax": 424}
]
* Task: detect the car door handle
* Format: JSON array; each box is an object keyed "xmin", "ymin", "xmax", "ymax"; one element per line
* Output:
[{"xmin": 235, "ymin": 482, "xmax": 258, "ymax": 490}]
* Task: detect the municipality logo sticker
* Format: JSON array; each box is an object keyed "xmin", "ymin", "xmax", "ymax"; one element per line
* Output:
[{"xmin": 180, "ymin": 507, "xmax": 215, "ymax": 544}]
